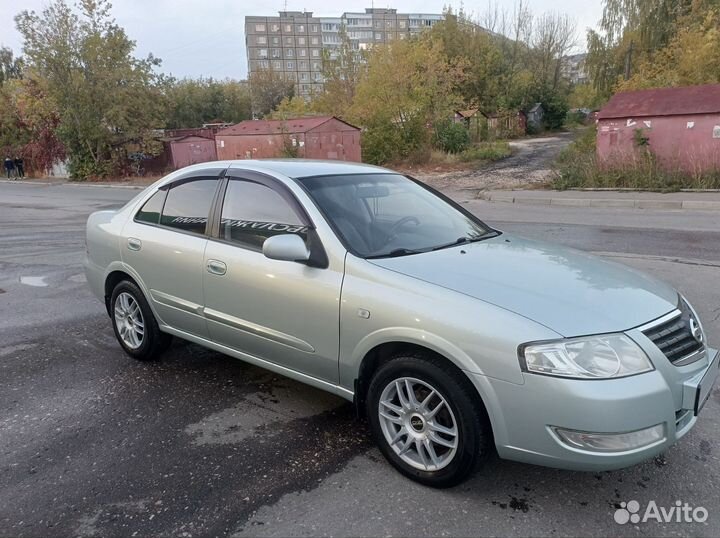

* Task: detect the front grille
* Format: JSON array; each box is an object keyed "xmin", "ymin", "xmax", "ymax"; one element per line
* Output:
[{"xmin": 643, "ymin": 302, "xmax": 704, "ymax": 365}]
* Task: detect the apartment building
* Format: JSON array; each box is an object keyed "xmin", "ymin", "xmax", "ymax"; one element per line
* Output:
[
  {"xmin": 245, "ymin": 8, "xmax": 444, "ymax": 98},
  {"xmin": 561, "ymin": 53, "xmax": 589, "ymax": 85}
]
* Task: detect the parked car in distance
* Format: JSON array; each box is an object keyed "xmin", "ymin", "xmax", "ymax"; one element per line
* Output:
[{"xmin": 85, "ymin": 160, "xmax": 718, "ymax": 487}]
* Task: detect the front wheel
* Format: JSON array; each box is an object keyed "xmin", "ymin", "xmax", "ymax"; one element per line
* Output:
[
  {"xmin": 366, "ymin": 354, "xmax": 490, "ymax": 487},
  {"xmin": 110, "ymin": 280, "xmax": 171, "ymax": 360}
]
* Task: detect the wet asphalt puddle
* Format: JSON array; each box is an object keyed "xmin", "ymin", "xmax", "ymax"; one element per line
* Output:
[{"xmin": 0, "ymin": 316, "xmax": 372, "ymax": 537}]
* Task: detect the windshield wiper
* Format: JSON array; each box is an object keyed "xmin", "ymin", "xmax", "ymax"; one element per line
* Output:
[
  {"xmin": 431, "ymin": 237, "xmax": 470, "ymax": 251},
  {"xmin": 431, "ymin": 231, "xmax": 501, "ymax": 252},
  {"xmin": 366, "ymin": 247, "xmax": 424, "ymax": 259},
  {"xmin": 367, "ymin": 231, "xmax": 501, "ymax": 259}
]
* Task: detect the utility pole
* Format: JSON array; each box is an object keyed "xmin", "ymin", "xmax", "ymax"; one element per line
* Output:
[{"xmin": 624, "ymin": 40, "xmax": 634, "ymax": 80}]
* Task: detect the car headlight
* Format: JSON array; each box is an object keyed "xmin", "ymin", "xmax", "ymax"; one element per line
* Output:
[{"xmin": 519, "ymin": 334, "xmax": 654, "ymax": 379}]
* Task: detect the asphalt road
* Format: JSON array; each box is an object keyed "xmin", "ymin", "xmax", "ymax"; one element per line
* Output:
[{"xmin": 1, "ymin": 182, "xmax": 719, "ymax": 538}]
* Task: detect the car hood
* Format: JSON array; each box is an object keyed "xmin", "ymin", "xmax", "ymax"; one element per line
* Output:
[{"xmin": 369, "ymin": 234, "xmax": 678, "ymax": 336}]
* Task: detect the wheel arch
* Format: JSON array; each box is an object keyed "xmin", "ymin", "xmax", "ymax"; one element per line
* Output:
[
  {"xmin": 103, "ymin": 264, "xmax": 154, "ymax": 319},
  {"xmin": 353, "ymin": 341, "xmax": 492, "ymax": 437}
]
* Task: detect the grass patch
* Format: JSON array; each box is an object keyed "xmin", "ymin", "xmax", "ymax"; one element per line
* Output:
[
  {"xmin": 553, "ymin": 128, "xmax": 720, "ymax": 191},
  {"xmin": 422, "ymin": 141, "xmax": 512, "ymax": 166},
  {"xmin": 459, "ymin": 140, "xmax": 512, "ymax": 162},
  {"xmin": 392, "ymin": 140, "xmax": 512, "ymax": 175},
  {"xmin": 459, "ymin": 141, "xmax": 512, "ymax": 162}
]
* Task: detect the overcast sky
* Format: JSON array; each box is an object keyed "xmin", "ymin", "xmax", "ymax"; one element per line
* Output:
[{"xmin": 0, "ymin": 0, "xmax": 602, "ymax": 80}]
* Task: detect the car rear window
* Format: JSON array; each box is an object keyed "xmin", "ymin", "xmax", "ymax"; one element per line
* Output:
[{"xmin": 135, "ymin": 190, "xmax": 166, "ymax": 225}]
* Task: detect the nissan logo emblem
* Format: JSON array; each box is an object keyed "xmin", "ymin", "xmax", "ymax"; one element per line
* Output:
[{"xmin": 689, "ymin": 317, "xmax": 703, "ymax": 343}]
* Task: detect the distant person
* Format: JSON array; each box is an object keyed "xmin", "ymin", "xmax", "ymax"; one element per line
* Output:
[
  {"xmin": 14, "ymin": 156, "xmax": 24, "ymax": 178},
  {"xmin": 4, "ymin": 157, "xmax": 14, "ymax": 179}
]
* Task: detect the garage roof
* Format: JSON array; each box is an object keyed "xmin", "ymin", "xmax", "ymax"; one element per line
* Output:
[
  {"xmin": 217, "ymin": 116, "xmax": 360, "ymax": 136},
  {"xmin": 598, "ymin": 84, "xmax": 720, "ymax": 119}
]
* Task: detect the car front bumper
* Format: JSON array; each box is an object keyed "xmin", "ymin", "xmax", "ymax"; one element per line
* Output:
[{"xmin": 469, "ymin": 345, "xmax": 718, "ymax": 471}]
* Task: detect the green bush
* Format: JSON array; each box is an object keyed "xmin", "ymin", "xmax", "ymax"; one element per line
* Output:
[
  {"xmin": 553, "ymin": 127, "xmax": 720, "ymax": 191},
  {"xmin": 361, "ymin": 124, "xmax": 404, "ymax": 165},
  {"xmin": 434, "ymin": 122, "xmax": 470, "ymax": 154},
  {"xmin": 362, "ymin": 118, "xmax": 429, "ymax": 165},
  {"xmin": 564, "ymin": 110, "xmax": 588, "ymax": 127},
  {"xmin": 525, "ymin": 123, "xmax": 542, "ymax": 136},
  {"xmin": 542, "ymin": 98, "xmax": 569, "ymax": 131}
]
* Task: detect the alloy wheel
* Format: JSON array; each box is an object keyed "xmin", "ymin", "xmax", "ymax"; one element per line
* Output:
[
  {"xmin": 378, "ymin": 377, "xmax": 459, "ymax": 471},
  {"xmin": 114, "ymin": 292, "xmax": 145, "ymax": 349}
]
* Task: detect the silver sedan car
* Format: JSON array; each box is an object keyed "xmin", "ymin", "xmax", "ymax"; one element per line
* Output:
[{"xmin": 85, "ymin": 160, "xmax": 718, "ymax": 487}]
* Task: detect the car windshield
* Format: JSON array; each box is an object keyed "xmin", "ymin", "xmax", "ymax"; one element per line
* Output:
[{"xmin": 299, "ymin": 173, "xmax": 497, "ymax": 258}]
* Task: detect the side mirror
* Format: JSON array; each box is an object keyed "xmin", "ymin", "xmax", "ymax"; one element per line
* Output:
[{"xmin": 262, "ymin": 234, "xmax": 310, "ymax": 263}]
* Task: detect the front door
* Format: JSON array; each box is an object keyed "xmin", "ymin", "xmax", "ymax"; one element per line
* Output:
[{"xmin": 202, "ymin": 174, "xmax": 343, "ymax": 383}]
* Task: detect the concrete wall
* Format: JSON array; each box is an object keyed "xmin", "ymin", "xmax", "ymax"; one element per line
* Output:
[{"xmin": 597, "ymin": 113, "xmax": 720, "ymax": 173}]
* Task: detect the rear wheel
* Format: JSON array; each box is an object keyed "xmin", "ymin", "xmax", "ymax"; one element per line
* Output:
[
  {"xmin": 367, "ymin": 353, "xmax": 489, "ymax": 487},
  {"xmin": 110, "ymin": 280, "xmax": 171, "ymax": 360}
]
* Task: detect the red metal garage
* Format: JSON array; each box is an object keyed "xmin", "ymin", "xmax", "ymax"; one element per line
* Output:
[
  {"xmin": 597, "ymin": 84, "xmax": 720, "ymax": 173},
  {"xmin": 215, "ymin": 116, "xmax": 361, "ymax": 162},
  {"xmin": 167, "ymin": 135, "xmax": 218, "ymax": 169}
]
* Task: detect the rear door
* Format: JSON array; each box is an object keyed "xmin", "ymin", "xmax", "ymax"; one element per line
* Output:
[
  {"xmin": 122, "ymin": 170, "xmax": 223, "ymax": 338},
  {"xmin": 202, "ymin": 171, "xmax": 344, "ymax": 383}
]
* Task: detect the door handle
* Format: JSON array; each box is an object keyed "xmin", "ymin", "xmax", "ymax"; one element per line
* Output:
[
  {"xmin": 206, "ymin": 259, "xmax": 227, "ymax": 276},
  {"xmin": 127, "ymin": 238, "xmax": 142, "ymax": 251}
]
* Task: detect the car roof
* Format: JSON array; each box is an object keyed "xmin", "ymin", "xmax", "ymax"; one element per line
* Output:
[
  {"xmin": 150, "ymin": 159, "xmax": 398, "ymax": 193},
  {"xmin": 227, "ymin": 159, "xmax": 391, "ymax": 179}
]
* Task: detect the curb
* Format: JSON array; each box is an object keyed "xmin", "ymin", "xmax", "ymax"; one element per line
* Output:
[
  {"xmin": 0, "ymin": 179, "xmax": 146, "ymax": 189},
  {"xmin": 63, "ymin": 183, "xmax": 146, "ymax": 190},
  {"xmin": 568, "ymin": 187, "xmax": 720, "ymax": 193},
  {"xmin": 477, "ymin": 193, "xmax": 720, "ymax": 211},
  {"xmin": 0, "ymin": 179, "xmax": 58, "ymax": 186}
]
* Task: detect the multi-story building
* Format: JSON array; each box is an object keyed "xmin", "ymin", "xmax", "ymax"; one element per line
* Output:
[
  {"xmin": 561, "ymin": 53, "xmax": 589, "ymax": 85},
  {"xmin": 245, "ymin": 8, "xmax": 444, "ymax": 98}
]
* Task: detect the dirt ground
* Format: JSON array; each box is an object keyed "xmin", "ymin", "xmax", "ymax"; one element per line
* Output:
[{"xmin": 413, "ymin": 132, "xmax": 576, "ymax": 198}]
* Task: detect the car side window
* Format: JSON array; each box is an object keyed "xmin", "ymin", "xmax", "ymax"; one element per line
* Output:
[
  {"xmin": 135, "ymin": 190, "xmax": 166, "ymax": 224},
  {"xmin": 220, "ymin": 179, "xmax": 308, "ymax": 249},
  {"xmin": 160, "ymin": 179, "xmax": 217, "ymax": 235}
]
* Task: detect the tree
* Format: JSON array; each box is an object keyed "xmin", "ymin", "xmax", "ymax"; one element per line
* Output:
[
  {"xmin": 474, "ymin": 3, "xmax": 577, "ymax": 118},
  {"xmin": 349, "ymin": 37, "xmax": 467, "ymax": 163},
  {"xmin": 585, "ymin": 0, "xmax": 697, "ymax": 98},
  {"xmin": 15, "ymin": 0, "xmax": 166, "ymax": 179},
  {"xmin": 269, "ymin": 95, "xmax": 315, "ymax": 119},
  {"xmin": 249, "ymin": 66, "xmax": 295, "ymax": 118},
  {"xmin": 531, "ymin": 13, "xmax": 577, "ymax": 91},
  {"xmin": 619, "ymin": 3, "xmax": 720, "ymax": 89},
  {"xmin": 430, "ymin": 8, "xmax": 504, "ymax": 111},
  {"xmin": 568, "ymin": 83, "xmax": 603, "ymax": 109},
  {"xmin": 0, "ymin": 47, "xmax": 24, "ymax": 85},
  {"xmin": 312, "ymin": 28, "xmax": 367, "ymax": 117},
  {"xmin": 0, "ymin": 75, "xmax": 65, "ymax": 174},
  {"xmin": 164, "ymin": 78, "xmax": 252, "ymax": 128}
]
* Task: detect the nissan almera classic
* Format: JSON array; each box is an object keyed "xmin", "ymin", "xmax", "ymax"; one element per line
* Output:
[{"xmin": 84, "ymin": 160, "xmax": 718, "ymax": 487}]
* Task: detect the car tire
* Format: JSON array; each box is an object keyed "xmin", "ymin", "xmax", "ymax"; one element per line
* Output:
[
  {"xmin": 110, "ymin": 280, "xmax": 171, "ymax": 361},
  {"xmin": 366, "ymin": 352, "xmax": 490, "ymax": 488}
]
